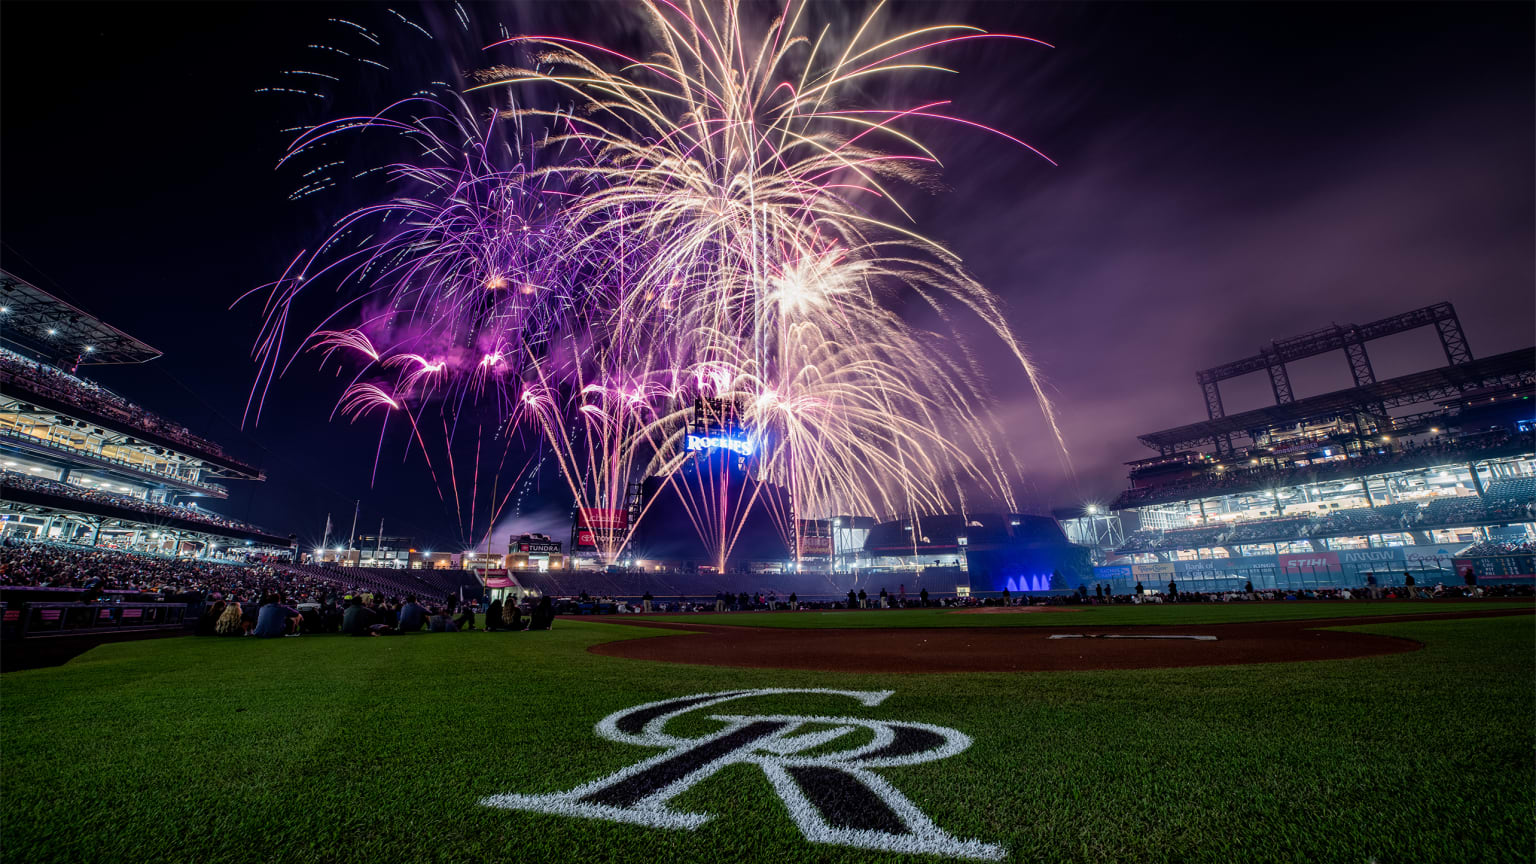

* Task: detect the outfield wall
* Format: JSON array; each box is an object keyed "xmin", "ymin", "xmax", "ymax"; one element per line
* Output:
[{"xmin": 1093, "ymin": 547, "xmax": 1534, "ymax": 593}]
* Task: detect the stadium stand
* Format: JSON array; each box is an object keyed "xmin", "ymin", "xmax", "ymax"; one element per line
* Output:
[
  {"xmin": 1099, "ymin": 303, "xmax": 1534, "ymax": 568},
  {"xmin": 1415, "ymin": 496, "xmax": 1494, "ymax": 528},
  {"xmin": 1113, "ymin": 429, "xmax": 1532, "ymax": 510},
  {"xmin": 1, "ymin": 271, "xmax": 287, "ymax": 559},
  {"xmin": 0, "ymin": 347, "xmax": 258, "ymax": 475},
  {"xmin": 1222, "ymin": 516, "xmax": 1312, "ymax": 545},
  {"xmin": 2, "ymin": 470, "xmax": 276, "ymax": 538},
  {"xmin": 1313, "ymin": 502, "xmax": 1417, "ymax": 536},
  {"xmin": 1112, "ymin": 496, "xmax": 1536, "ymax": 555},
  {"xmin": 511, "ymin": 566, "xmax": 880, "ymax": 603}
]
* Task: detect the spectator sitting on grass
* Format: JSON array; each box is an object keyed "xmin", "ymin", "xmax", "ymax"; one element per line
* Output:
[
  {"xmin": 214, "ymin": 601, "xmax": 245, "ymax": 636},
  {"xmin": 397, "ymin": 595, "xmax": 427, "ymax": 632},
  {"xmin": 197, "ymin": 599, "xmax": 225, "ymax": 636},
  {"xmin": 528, "ymin": 595, "xmax": 554, "ymax": 631},
  {"xmin": 484, "ymin": 598, "xmax": 502, "ymax": 631},
  {"xmin": 341, "ymin": 596, "xmax": 377, "ymax": 637},
  {"xmin": 429, "ymin": 607, "xmax": 457, "ymax": 632},
  {"xmin": 454, "ymin": 605, "xmax": 475, "ymax": 632},
  {"xmin": 253, "ymin": 593, "xmax": 300, "ymax": 638},
  {"xmin": 504, "ymin": 600, "xmax": 524, "ymax": 631}
]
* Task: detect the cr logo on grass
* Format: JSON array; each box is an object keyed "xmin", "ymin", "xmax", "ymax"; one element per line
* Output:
[{"xmin": 480, "ymin": 688, "xmax": 1004, "ymax": 860}]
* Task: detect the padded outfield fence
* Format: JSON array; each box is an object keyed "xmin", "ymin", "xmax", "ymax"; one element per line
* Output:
[{"xmin": 1, "ymin": 601, "xmax": 187, "ymax": 639}]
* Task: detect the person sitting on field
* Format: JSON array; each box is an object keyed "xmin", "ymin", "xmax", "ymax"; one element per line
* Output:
[
  {"xmin": 503, "ymin": 599, "xmax": 523, "ymax": 631},
  {"xmin": 484, "ymin": 598, "xmax": 503, "ymax": 631},
  {"xmin": 341, "ymin": 596, "xmax": 377, "ymax": 637},
  {"xmin": 197, "ymin": 599, "xmax": 226, "ymax": 636},
  {"xmin": 252, "ymin": 594, "xmax": 299, "ymax": 638},
  {"xmin": 429, "ymin": 607, "xmax": 457, "ymax": 632},
  {"xmin": 214, "ymin": 601, "xmax": 246, "ymax": 636},
  {"xmin": 528, "ymin": 596, "xmax": 554, "ymax": 631},
  {"xmin": 454, "ymin": 605, "xmax": 475, "ymax": 632},
  {"xmin": 397, "ymin": 595, "xmax": 427, "ymax": 632}
]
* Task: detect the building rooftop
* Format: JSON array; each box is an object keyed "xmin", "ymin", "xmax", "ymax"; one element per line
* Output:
[{"xmin": 0, "ymin": 271, "xmax": 161, "ymax": 366}]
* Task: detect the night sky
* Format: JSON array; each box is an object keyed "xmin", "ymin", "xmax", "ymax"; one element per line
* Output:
[{"xmin": 3, "ymin": 2, "xmax": 1531, "ymax": 551}]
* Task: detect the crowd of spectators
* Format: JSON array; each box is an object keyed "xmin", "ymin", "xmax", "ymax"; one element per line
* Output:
[
  {"xmin": 1, "ymin": 538, "xmax": 328, "ymax": 598},
  {"xmin": 0, "ymin": 538, "xmax": 564, "ymax": 637},
  {"xmin": 200, "ymin": 591, "xmax": 556, "ymax": 638},
  {"xmin": 0, "ymin": 348, "xmax": 253, "ymax": 470},
  {"xmin": 1313, "ymin": 503, "xmax": 1415, "ymax": 536},
  {"xmin": 0, "ymin": 423, "xmax": 226, "ymax": 495},
  {"xmin": 1, "ymin": 469, "xmax": 275, "ymax": 537},
  {"xmin": 1113, "ymin": 428, "xmax": 1533, "ymax": 510},
  {"xmin": 1114, "ymin": 491, "xmax": 1536, "ymax": 555},
  {"xmin": 1458, "ymin": 540, "xmax": 1536, "ymax": 556}
]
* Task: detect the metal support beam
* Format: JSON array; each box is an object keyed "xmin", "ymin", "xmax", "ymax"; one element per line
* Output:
[
  {"xmin": 1200, "ymin": 377, "xmax": 1225, "ymax": 420},
  {"xmin": 1435, "ymin": 309, "xmax": 1473, "ymax": 366},
  {"xmin": 1265, "ymin": 353, "xmax": 1294, "ymax": 404},
  {"xmin": 1194, "ymin": 301, "xmax": 1473, "ymax": 411},
  {"xmin": 1343, "ymin": 334, "xmax": 1376, "ymax": 387}
]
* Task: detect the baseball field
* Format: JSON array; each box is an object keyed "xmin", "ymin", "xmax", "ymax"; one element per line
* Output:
[{"xmin": 3, "ymin": 599, "xmax": 1532, "ymax": 863}]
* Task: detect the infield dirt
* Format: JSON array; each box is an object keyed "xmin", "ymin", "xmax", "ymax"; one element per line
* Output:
[{"xmin": 590, "ymin": 608, "xmax": 1531, "ymax": 673}]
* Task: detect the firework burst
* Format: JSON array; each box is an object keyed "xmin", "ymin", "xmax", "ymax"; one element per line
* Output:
[{"xmin": 248, "ymin": 0, "xmax": 1068, "ymax": 564}]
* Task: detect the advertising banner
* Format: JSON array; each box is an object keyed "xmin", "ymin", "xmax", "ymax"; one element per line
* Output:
[
  {"xmin": 798, "ymin": 535, "xmax": 833, "ymax": 556},
  {"xmin": 1131, "ymin": 563, "xmax": 1176, "ymax": 576},
  {"xmin": 577, "ymin": 509, "xmax": 629, "ymax": 530},
  {"xmin": 576, "ymin": 509, "xmax": 628, "ymax": 550},
  {"xmin": 1278, "ymin": 551, "xmax": 1340, "ymax": 571},
  {"xmin": 1093, "ymin": 566, "xmax": 1132, "ymax": 581},
  {"xmin": 518, "ymin": 541, "xmax": 562, "ymax": 554},
  {"xmin": 1335, "ymin": 548, "xmax": 1400, "ymax": 566}
]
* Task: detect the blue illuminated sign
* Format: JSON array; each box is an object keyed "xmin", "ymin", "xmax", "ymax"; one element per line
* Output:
[
  {"xmin": 1005, "ymin": 574, "xmax": 1053, "ymax": 592},
  {"xmin": 686, "ymin": 433, "xmax": 754, "ymax": 456}
]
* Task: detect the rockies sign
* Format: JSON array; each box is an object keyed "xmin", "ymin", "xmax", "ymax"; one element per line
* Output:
[{"xmin": 480, "ymin": 688, "xmax": 1004, "ymax": 860}]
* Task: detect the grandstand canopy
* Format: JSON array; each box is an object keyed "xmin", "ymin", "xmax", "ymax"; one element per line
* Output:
[
  {"xmin": 0, "ymin": 271, "xmax": 161, "ymax": 366},
  {"xmin": 1139, "ymin": 349, "xmax": 1536, "ymax": 453}
]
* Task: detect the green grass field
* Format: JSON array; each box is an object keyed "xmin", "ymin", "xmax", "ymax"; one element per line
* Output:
[{"xmin": 3, "ymin": 604, "xmax": 1532, "ymax": 864}]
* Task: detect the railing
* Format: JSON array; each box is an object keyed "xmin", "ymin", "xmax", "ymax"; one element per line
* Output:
[
  {"xmin": 1, "ymin": 602, "xmax": 187, "ymax": 638},
  {"xmin": 0, "ymin": 425, "xmax": 228, "ymax": 496}
]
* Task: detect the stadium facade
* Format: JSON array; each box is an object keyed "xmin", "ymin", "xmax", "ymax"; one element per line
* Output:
[
  {"xmin": 560, "ymin": 393, "xmax": 1091, "ymax": 594},
  {"xmin": 0, "ymin": 271, "xmax": 292, "ymax": 557},
  {"xmin": 1068, "ymin": 302, "xmax": 1535, "ymax": 594}
]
